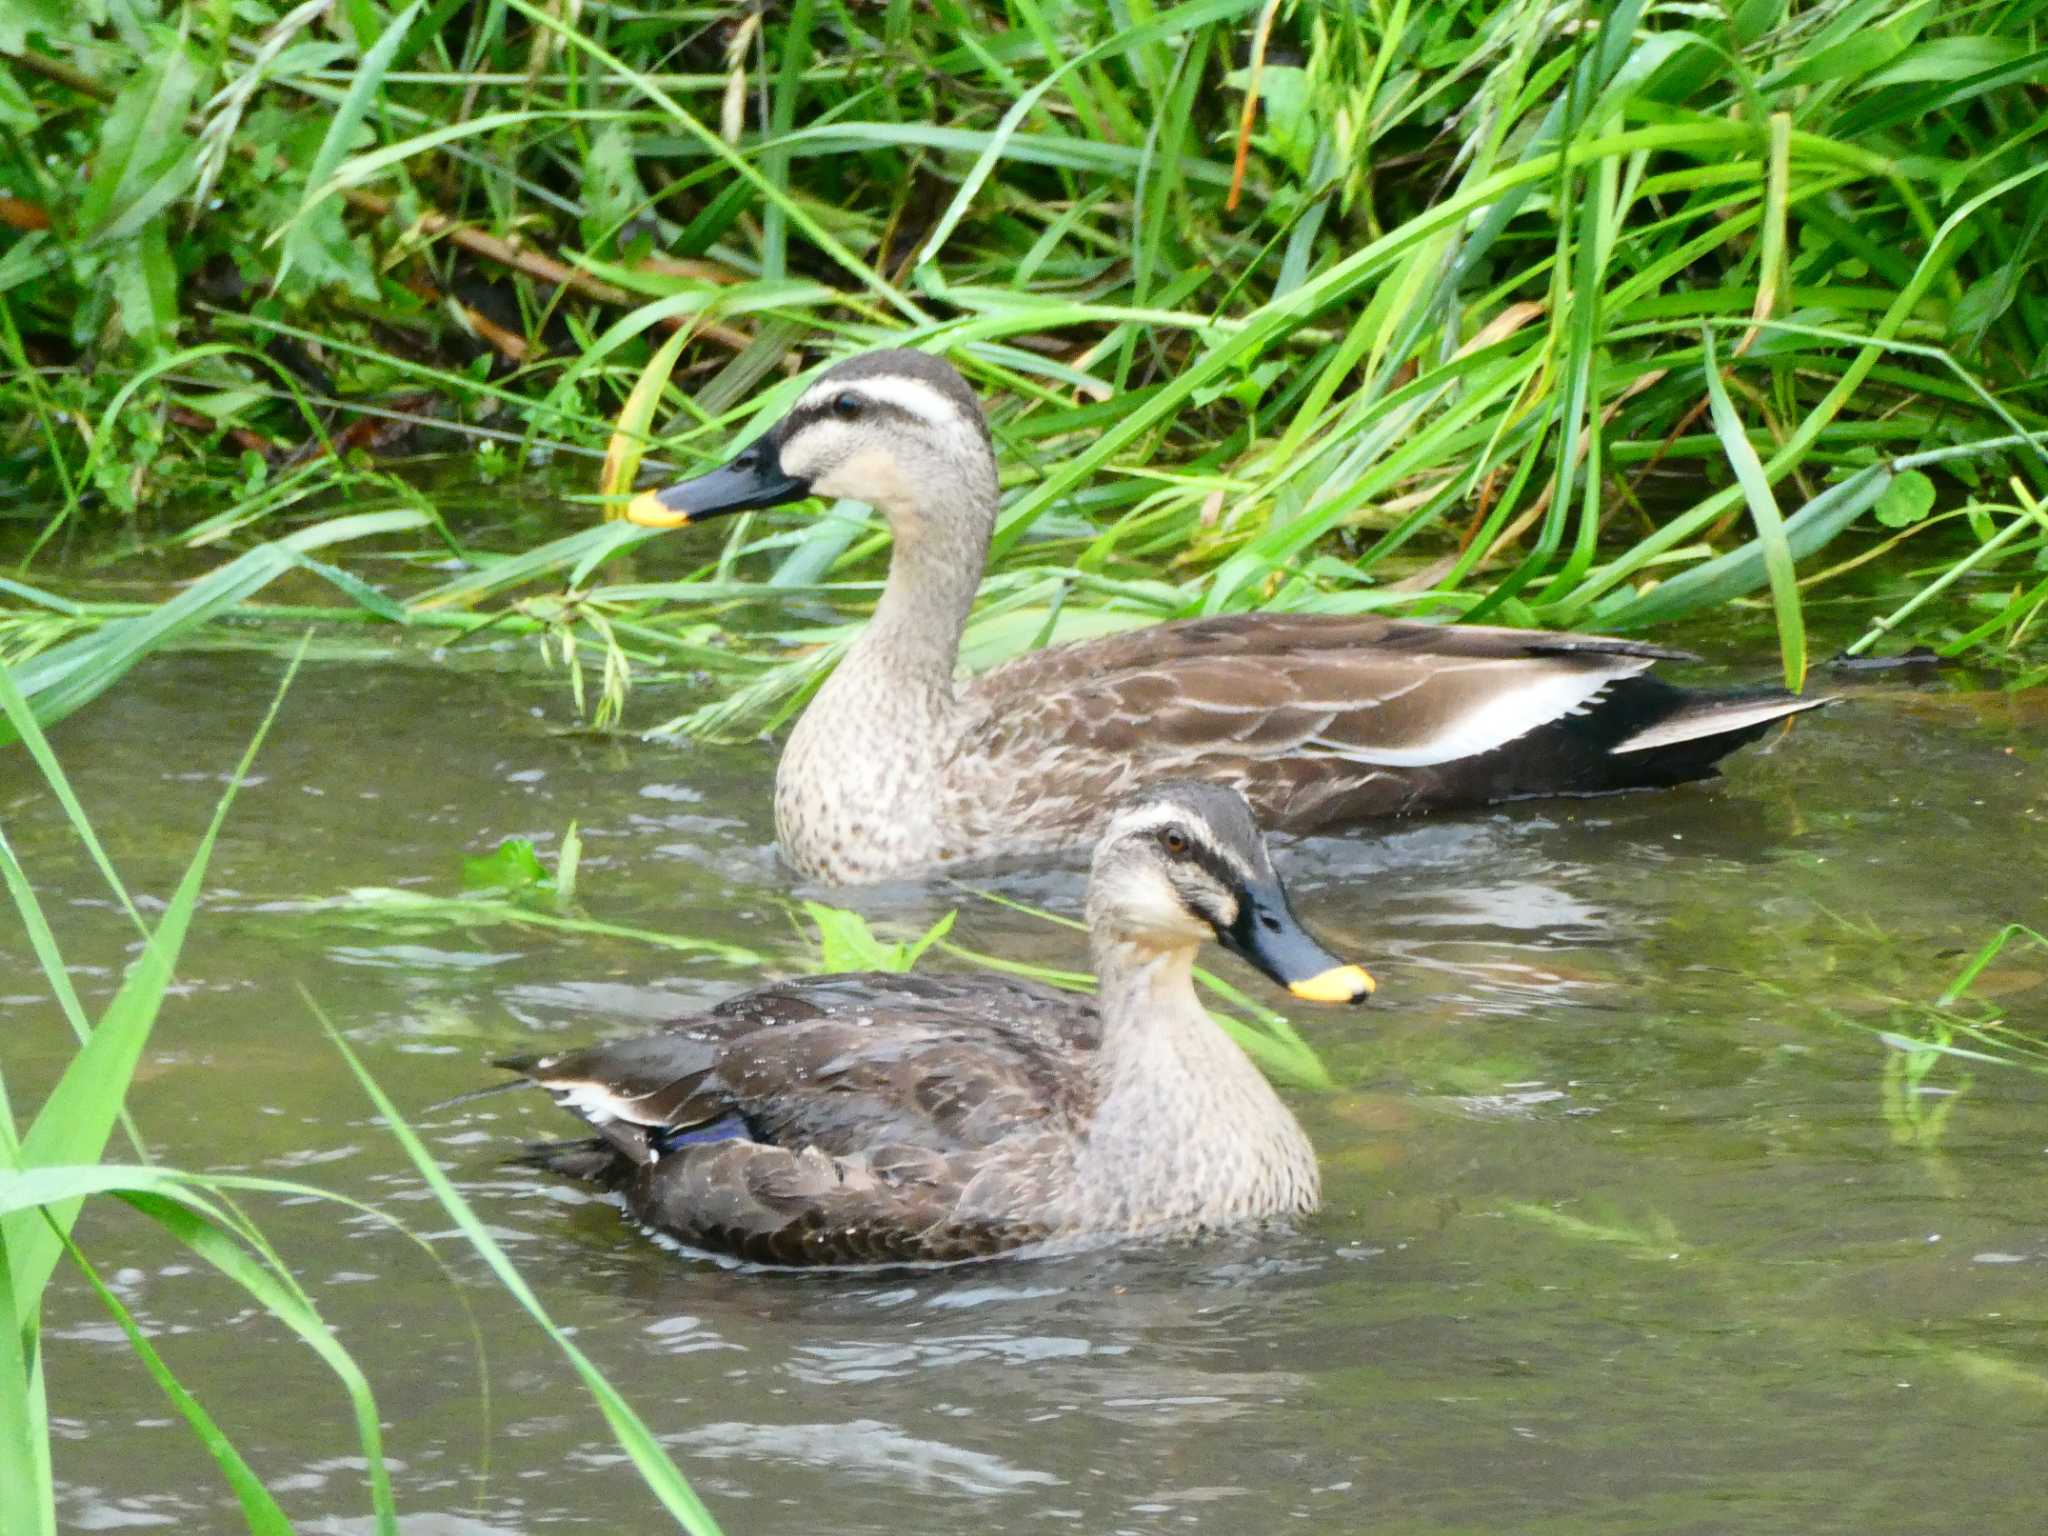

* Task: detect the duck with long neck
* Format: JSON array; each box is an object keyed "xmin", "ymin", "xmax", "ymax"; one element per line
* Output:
[
  {"xmin": 632, "ymin": 351, "xmax": 998, "ymax": 881},
  {"xmin": 775, "ymin": 362, "xmax": 998, "ymax": 881},
  {"xmin": 627, "ymin": 347, "xmax": 1834, "ymax": 887}
]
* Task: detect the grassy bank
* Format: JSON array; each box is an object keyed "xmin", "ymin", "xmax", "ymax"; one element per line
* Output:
[{"xmin": 2, "ymin": 1, "xmax": 2046, "ymax": 723}]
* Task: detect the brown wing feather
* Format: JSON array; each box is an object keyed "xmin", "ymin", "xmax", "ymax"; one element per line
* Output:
[
  {"xmin": 511, "ymin": 971, "xmax": 1099, "ymax": 1262},
  {"xmin": 945, "ymin": 615, "xmax": 1692, "ymax": 841},
  {"xmin": 522, "ymin": 973, "xmax": 1096, "ymax": 1156},
  {"xmin": 980, "ymin": 613, "xmax": 1689, "ymax": 699}
]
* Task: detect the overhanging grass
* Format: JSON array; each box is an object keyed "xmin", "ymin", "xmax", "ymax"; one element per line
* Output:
[{"xmin": 2, "ymin": 4, "xmax": 2046, "ymax": 722}]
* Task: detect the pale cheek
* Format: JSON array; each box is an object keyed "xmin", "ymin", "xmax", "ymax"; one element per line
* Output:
[
  {"xmin": 1103, "ymin": 869, "xmax": 1210, "ymax": 945},
  {"xmin": 813, "ymin": 449, "xmax": 915, "ymax": 525}
]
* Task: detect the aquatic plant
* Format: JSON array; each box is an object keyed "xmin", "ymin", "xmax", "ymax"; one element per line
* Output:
[
  {"xmin": 0, "ymin": 1, "xmax": 2044, "ymax": 727},
  {"xmin": 0, "ymin": 653, "xmax": 723, "ymax": 1535}
]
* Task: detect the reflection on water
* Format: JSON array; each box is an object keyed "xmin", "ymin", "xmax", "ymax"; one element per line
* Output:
[{"xmin": 4, "ymin": 639, "xmax": 2046, "ymax": 1534}]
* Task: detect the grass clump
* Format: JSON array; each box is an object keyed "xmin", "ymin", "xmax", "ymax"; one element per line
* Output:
[
  {"xmin": 0, "ymin": 2, "xmax": 2044, "ymax": 716},
  {"xmin": 0, "ymin": 650, "xmax": 723, "ymax": 1533}
]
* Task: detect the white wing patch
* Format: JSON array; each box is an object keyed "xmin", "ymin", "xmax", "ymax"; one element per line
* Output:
[
  {"xmin": 550, "ymin": 1079, "xmax": 656, "ymax": 1129},
  {"xmin": 1302, "ymin": 667, "xmax": 1622, "ymax": 767},
  {"xmin": 1611, "ymin": 693, "xmax": 1829, "ymax": 754}
]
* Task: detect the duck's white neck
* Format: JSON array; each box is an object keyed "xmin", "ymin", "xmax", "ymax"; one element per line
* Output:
[
  {"xmin": 1075, "ymin": 934, "xmax": 1320, "ymax": 1233},
  {"xmin": 772, "ymin": 461, "xmax": 996, "ymax": 882}
]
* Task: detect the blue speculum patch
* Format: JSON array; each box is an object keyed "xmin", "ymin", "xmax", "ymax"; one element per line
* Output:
[{"xmin": 651, "ymin": 1111, "xmax": 752, "ymax": 1155}]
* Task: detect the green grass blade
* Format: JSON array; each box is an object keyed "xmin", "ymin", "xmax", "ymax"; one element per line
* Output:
[
  {"xmin": 602, "ymin": 323, "xmax": 695, "ymax": 509},
  {"xmin": 1700, "ymin": 325, "xmax": 1805, "ymax": 689},
  {"xmin": 1937, "ymin": 924, "xmax": 2048, "ymax": 1009},
  {"xmin": 3, "ymin": 641, "xmax": 304, "ymax": 1321},
  {"xmin": 1, "ymin": 511, "xmax": 424, "ymax": 742},
  {"xmin": 916, "ymin": 0, "xmax": 1258, "ymax": 271},
  {"xmin": 1605, "ymin": 462, "xmax": 1892, "ymax": 629},
  {"xmin": 113, "ymin": 1189, "xmax": 397, "ymax": 1534},
  {"xmin": 320, "ymin": 1008, "xmax": 725, "ymax": 1536},
  {"xmin": 57, "ymin": 1232, "xmax": 293, "ymax": 1536},
  {"xmin": 0, "ymin": 1236, "xmax": 56, "ymax": 1536},
  {"xmin": 275, "ymin": 1, "xmax": 425, "ymax": 277},
  {"xmin": 499, "ymin": 0, "xmax": 922, "ymax": 324},
  {"xmin": 0, "ymin": 657, "xmax": 149, "ymax": 937},
  {"xmin": 0, "ymin": 818, "xmax": 150, "ymax": 1162}
]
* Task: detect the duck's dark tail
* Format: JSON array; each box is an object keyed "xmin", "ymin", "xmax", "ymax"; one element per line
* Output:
[
  {"xmin": 1477, "ymin": 677, "xmax": 1831, "ymax": 801},
  {"xmin": 428, "ymin": 1058, "xmax": 642, "ymax": 1189},
  {"xmin": 1609, "ymin": 680, "xmax": 1831, "ymax": 768}
]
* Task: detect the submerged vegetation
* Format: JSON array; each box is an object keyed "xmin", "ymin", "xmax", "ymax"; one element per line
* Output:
[{"xmin": 1, "ymin": 0, "xmax": 2046, "ymax": 736}]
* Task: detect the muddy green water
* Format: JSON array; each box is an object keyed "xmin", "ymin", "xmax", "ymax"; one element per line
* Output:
[{"xmin": 5, "ymin": 628, "xmax": 2046, "ymax": 1533}]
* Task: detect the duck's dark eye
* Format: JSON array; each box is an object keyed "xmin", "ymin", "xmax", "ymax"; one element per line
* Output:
[
  {"xmin": 1160, "ymin": 828, "xmax": 1190, "ymax": 858},
  {"xmin": 831, "ymin": 392, "xmax": 862, "ymax": 419}
]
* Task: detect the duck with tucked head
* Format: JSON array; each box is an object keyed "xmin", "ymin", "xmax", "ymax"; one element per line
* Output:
[
  {"xmin": 626, "ymin": 349, "xmax": 1828, "ymax": 885},
  {"xmin": 495, "ymin": 783, "xmax": 1372, "ymax": 1266}
]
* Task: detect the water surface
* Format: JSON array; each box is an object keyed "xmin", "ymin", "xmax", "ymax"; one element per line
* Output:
[{"xmin": 5, "ymin": 623, "xmax": 2045, "ymax": 1534}]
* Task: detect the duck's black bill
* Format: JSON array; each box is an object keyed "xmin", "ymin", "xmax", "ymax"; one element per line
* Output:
[
  {"xmin": 625, "ymin": 444, "xmax": 810, "ymax": 529},
  {"xmin": 1221, "ymin": 881, "xmax": 1375, "ymax": 1005}
]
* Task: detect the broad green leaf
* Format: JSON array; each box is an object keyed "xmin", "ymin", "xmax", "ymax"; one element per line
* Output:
[
  {"xmin": 1762, "ymin": 0, "xmax": 1931, "ymax": 92},
  {"xmin": 901, "ymin": 910, "xmax": 957, "ymax": 970},
  {"xmin": 275, "ymin": 195, "xmax": 379, "ymax": 300},
  {"xmin": 1873, "ymin": 469, "xmax": 1936, "ymax": 528},
  {"xmin": 1859, "ymin": 35, "xmax": 2025, "ymax": 90},
  {"xmin": 0, "ymin": 65, "xmax": 38, "ymax": 130},
  {"xmin": 804, "ymin": 902, "xmax": 944, "ymax": 973},
  {"xmin": 462, "ymin": 837, "xmax": 550, "ymax": 893},
  {"xmin": 106, "ymin": 222, "xmax": 179, "ymax": 349},
  {"xmin": 75, "ymin": 31, "xmax": 200, "ymax": 243},
  {"xmin": 1951, "ymin": 271, "xmax": 2017, "ymax": 342},
  {"xmin": 0, "ymin": 232, "xmax": 60, "ymax": 297},
  {"xmin": 581, "ymin": 120, "xmax": 647, "ymax": 253}
]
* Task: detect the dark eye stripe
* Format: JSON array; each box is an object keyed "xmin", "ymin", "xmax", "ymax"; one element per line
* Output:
[
  {"xmin": 783, "ymin": 396, "xmax": 925, "ymax": 440},
  {"xmin": 1188, "ymin": 843, "xmax": 1243, "ymax": 892},
  {"xmin": 1156, "ymin": 828, "xmax": 1242, "ymax": 893}
]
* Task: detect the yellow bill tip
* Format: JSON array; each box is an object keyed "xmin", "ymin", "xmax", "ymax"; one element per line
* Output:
[
  {"xmin": 624, "ymin": 489, "xmax": 690, "ymax": 528},
  {"xmin": 1288, "ymin": 964, "xmax": 1376, "ymax": 1005}
]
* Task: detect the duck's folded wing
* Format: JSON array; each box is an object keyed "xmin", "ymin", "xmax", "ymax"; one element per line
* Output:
[
  {"xmin": 511, "ymin": 987, "xmax": 1091, "ymax": 1166},
  {"xmin": 702, "ymin": 970, "xmax": 1098, "ymax": 1049},
  {"xmin": 974, "ymin": 612, "xmax": 1688, "ymax": 701},
  {"xmin": 955, "ymin": 616, "xmax": 1676, "ymax": 794}
]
